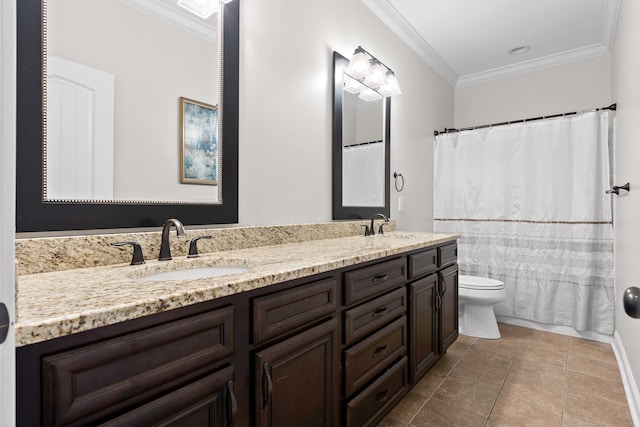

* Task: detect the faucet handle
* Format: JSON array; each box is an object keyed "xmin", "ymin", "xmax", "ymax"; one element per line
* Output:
[
  {"xmin": 378, "ymin": 223, "xmax": 389, "ymax": 234},
  {"xmin": 360, "ymin": 224, "xmax": 372, "ymax": 236},
  {"xmin": 111, "ymin": 242, "xmax": 145, "ymax": 265},
  {"xmin": 188, "ymin": 236, "xmax": 212, "ymax": 258}
]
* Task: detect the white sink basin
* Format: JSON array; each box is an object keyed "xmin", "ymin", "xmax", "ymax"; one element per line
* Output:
[{"xmin": 139, "ymin": 266, "xmax": 250, "ymax": 282}]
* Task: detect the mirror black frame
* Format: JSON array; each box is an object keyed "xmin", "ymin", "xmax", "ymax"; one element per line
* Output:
[
  {"xmin": 16, "ymin": 0, "xmax": 239, "ymax": 232},
  {"xmin": 332, "ymin": 51, "xmax": 390, "ymax": 220}
]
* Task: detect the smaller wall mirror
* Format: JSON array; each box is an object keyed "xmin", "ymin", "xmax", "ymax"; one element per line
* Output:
[{"xmin": 332, "ymin": 51, "xmax": 390, "ymax": 220}]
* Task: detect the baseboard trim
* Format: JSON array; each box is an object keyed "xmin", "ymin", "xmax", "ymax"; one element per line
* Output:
[{"xmin": 612, "ymin": 330, "xmax": 640, "ymax": 427}]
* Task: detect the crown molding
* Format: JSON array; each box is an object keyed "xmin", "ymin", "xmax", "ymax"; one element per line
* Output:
[
  {"xmin": 362, "ymin": 0, "xmax": 620, "ymax": 88},
  {"xmin": 119, "ymin": 0, "xmax": 217, "ymax": 43},
  {"xmin": 456, "ymin": 43, "xmax": 611, "ymax": 87},
  {"xmin": 361, "ymin": 0, "xmax": 458, "ymax": 87},
  {"xmin": 602, "ymin": 0, "xmax": 621, "ymax": 50}
]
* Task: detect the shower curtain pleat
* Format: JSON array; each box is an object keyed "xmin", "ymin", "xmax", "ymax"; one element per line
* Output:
[{"xmin": 434, "ymin": 111, "xmax": 614, "ymax": 335}]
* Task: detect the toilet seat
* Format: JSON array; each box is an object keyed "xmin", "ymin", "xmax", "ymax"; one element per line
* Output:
[{"xmin": 459, "ymin": 275, "xmax": 504, "ymax": 290}]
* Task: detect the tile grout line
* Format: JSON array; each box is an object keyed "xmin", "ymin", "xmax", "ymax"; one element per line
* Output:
[
  {"xmin": 561, "ymin": 342, "xmax": 569, "ymax": 426},
  {"xmin": 482, "ymin": 333, "xmax": 526, "ymax": 427},
  {"xmin": 404, "ymin": 339, "xmax": 473, "ymax": 427}
]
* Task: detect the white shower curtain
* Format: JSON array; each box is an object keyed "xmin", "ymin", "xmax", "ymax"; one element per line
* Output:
[
  {"xmin": 434, "ymin": 111, "xmax": 614, "ymax": 335},
  {"xmin": 343, "ymin": 143, "xmax": 385, "ymax": 207}
]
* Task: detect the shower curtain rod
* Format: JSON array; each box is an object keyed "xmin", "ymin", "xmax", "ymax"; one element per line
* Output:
[
  {"xmin": 343, "ymin": 139, "xmax": 383, "ymax": 148},
  {"xmin": 434, "ymin": 103, "xmax": 617, "ymax": 136}
]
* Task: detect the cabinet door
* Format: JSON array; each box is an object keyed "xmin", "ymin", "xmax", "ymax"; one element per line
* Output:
[
  {"xmin": 42, "ymin": 306, "xmax": 234, "ymax": 426},
  {"xmin": 438, "ymin": 265, "xmax": 458, "ymax": 353},
  {"xmin": 101, "ymin": 366, "xmax": 237, "ymax": 427},
  {"xmin": 408, "ymin": 275, "xmax": 438, "ymax": 383},
  {"xmin": 255, "ymin": 319, "xmax": 338, "ymax": 427}
]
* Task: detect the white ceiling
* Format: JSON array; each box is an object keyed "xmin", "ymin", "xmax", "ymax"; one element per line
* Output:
[
  {"xmin": 120, "ymin": 0, "xmax": 218, "ymax": 42},
  {"xmin": 362, "ymin": 0, "xmax": 620, "ymax": 87}
]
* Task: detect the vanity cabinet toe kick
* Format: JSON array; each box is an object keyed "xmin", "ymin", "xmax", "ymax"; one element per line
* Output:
[{"xmin": 16, "ymin": 240, "xmax": 458, "ymax": 427}]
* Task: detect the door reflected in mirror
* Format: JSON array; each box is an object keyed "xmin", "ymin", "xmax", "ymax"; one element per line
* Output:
[
  {"xmin": 45, "ymin": 0, "xmax": 221, "ymax": 204},
  {"xmin": 342, "ymin": 90, "xmax": 385, "ymax": 207}
]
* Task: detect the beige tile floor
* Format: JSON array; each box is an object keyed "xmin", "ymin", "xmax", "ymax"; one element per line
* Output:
[{"xmin": 378, "ymin": 323, "xmax": 634, "ymax": 427}]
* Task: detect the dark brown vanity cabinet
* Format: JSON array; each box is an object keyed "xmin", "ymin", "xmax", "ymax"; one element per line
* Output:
[
  {"xmin": 251, "ymin": 278, "xmax": 339, "ymax": 427},
  {"xmin": 39, "ymin": 306, "xmax": 237, "ymax": 426},
  {"xmin": 408, "ymin": 275, "xmax": 439, "ymax": 382},
  {"xmin": 407, "ymin": 243, "xmax": 459, "ymax": 383},
  {"xmin": 254, "ymin": 319, "xmax": 339, "ymax": 427},
  {"xmin": 439, "ymin": 264, "xmax": 459, "ymax": 353},
  {"xmin": 17, "ymin": 240, "xmax": 458, "ymax": 427},
  {"xmin": 342, "ymin": 259, "xmax": 409, "ymax": 426}
]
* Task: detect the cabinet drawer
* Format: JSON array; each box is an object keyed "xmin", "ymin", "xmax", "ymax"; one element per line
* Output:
[
  {"xmin": 253, "ymin": 277, "xmax": 337, "ymax": 345},
  {"xmin": 344, "ymin": 316, "xmax": 407, "ymax": 396},
  {"xmin": 344, "ymin": 258, "xmax": 407, "ymax": 306},
  {"xmin": 437, "ymin": 243, "xmax": 457, "ymax": 267},
  {"xmin": 101, "ymin": 366, "xmax": 236, "ymax": 427},
  {"xmin": 42, "ymin": 306, "xmax": 234, "ymax": 427},
  {"xmin": 344, "ymin": 287, "xmax": 406, "ymax": 346},
  {"xmin": 408, "ymin": 248, "xmax": 437, "ymax": 279},
  {"xmin": 345, "ymin": 357, "xmax": 408, "ymax": 427}
]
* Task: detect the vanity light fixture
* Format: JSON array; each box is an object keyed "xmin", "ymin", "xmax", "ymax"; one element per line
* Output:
[
  {"xmin": 177, "ymin": 0, "xmax": 218, "ymax": 19},
  {"xmin": 359, "ymin": 88, "xmax": 383, "ymax": 102},
  {"xmin": 344, "ymin": 74, "xmax": 366, "ymax": 94},
  {"xmin": 345, "ymin": 46, "xmax": 401, "ymax": 101},
  {"xmin": 363, "ymin": 61, "xmax": 386, "ymax": 89},
  {"xmin": 346, "ymin": 49, "xmax": 372, "ymax": 79},
  {"xmin": 378, "ymin": 70, "xmax": 401, "ymax": 97}
]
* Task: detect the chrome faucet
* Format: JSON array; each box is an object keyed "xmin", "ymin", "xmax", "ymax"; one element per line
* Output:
[
  {"xmin": 158, "ymin": 218, "xmax": 186, "ymax": 261},
  {"xmin": 365, "ymin": 213, "xmax": 389, "ymax": 236}
]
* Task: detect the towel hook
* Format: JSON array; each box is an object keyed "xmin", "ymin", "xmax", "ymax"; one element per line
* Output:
[
  {"xmin": 393, "ymin": 172, "xmax": 404, "ymax": 192},
  {"xmin": 606, "ymin": 183, "xmax": 630, "ymax": 195}
]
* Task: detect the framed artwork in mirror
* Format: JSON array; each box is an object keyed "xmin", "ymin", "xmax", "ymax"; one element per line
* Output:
[
  {"xmin": 179, "ymin": 97, "xmax": 219, "ymax": 186},
  {"xmin": 16, "ymin": 0, "xmax": 240, "ymax": 232}
]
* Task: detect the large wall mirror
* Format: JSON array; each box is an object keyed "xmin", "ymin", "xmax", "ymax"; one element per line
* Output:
[
  {"xmin": 16, "ymin": 0, "xmax": 239, "ymax": 232},
  {"xmin": 332, "ymin": 51, "xmax": 390, "ymax": 220}
]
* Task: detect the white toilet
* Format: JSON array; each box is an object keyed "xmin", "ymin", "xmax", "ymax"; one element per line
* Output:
[{"xmin": 458, "ymin": 275, "xmax": 506, "ymax": 339}]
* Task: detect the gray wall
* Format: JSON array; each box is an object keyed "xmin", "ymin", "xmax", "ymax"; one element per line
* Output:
[
  {"xmin": 238, "ymin": 0, "xmax": 454, "ymax": 230},
  {"xmin": 454, "ymin": 55, "xmax": 612, "ymax": 128},
  {"xmin": 612, "ymin": 0, "xmax": 640, "ymax": 404}
]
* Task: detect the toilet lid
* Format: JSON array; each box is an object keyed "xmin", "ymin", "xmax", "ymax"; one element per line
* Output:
[{"xmin": 459, "ymin": 275, "xmax": 504, "ymax": 290}]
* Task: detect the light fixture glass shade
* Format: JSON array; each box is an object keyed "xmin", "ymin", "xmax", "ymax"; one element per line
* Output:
[
  {"xmin": 363, "ymin": 62, "xmax": 386, "ymax": 89},
  {"xmin": 177, "ymin": 0, "xmax": 218, "ymax": 19},
  {"xmin": 359, "ymin": 88, "xmax": 382, "ymax": 102},
  {"xmin": 378, "ymin": 71, "xmax": 402, "ymax": 97},
  {"xmin": 347, "ymin": 52, "xmax": 371, "ymax": 80},
  {"xmin": 343, "ymin": 74, "xmax": 364, "ymax": 94}
]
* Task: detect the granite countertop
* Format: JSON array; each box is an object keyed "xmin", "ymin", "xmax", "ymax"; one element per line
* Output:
[{"xmin": 15, "ymin": 231, "xmax": 459, "ymax": 347}]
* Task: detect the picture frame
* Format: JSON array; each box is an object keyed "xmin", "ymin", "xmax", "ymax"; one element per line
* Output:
[{"xmin": 180, "ymin": 97, "xmax": 219, "ymax": 185}]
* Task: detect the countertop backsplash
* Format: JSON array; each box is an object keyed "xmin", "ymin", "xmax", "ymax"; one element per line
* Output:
[{"xmin": 15, "ymin": 220, "xmax": 394, "ymax": 276}]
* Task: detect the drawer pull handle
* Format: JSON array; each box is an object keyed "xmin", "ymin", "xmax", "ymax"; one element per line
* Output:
[
  {"xmin": 372, "ymin": 273, "xmax": 389, "ymax": 283},
  {"xmin": 372, "ymin": 345, "xmax": 388, "ymax": 357},
  {"xmin": 436, "ymin": 294, "xmax": 442, "ymax": 309},
  {"xmin": 372, "ymin": 306, "xmax": 388, "ymax": 319},
  {"xmin": 374, "ymin": 389, "xmax": 389, "ymax": 405},
  {"xmin": 263, "ymin": 363, "xmax": 273, "ymax": 411},
  {"xmin": 225, "ymin": 380, "xmax": 238, "ymax": 426}
]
